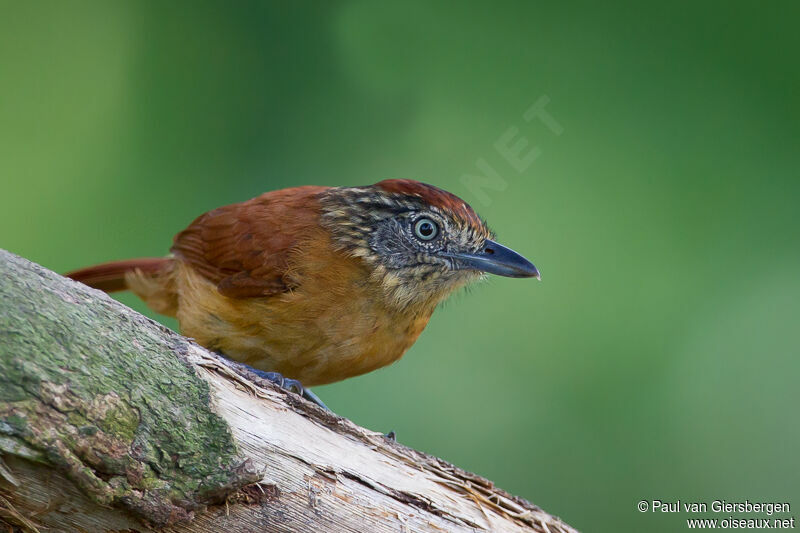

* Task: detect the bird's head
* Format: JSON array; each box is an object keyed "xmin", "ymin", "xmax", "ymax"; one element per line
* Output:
[{"xmin": 320, "ymin": 179, "xmax": 539, "ymax": 309}]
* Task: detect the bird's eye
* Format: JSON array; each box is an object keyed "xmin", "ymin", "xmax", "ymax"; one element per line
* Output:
[{"xmin": 413, "ymin": 218, "xmax": 439, "ymax": 241}]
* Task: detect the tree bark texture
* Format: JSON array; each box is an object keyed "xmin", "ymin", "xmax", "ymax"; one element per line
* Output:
[{"xmin": 0, "ymin": 249, "xmax": 578, "ymax": 533}]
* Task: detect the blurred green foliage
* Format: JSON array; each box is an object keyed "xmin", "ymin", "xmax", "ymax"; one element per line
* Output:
[{"xmin": 2, "ymin": 2, "xmax": 798, "ymax": 531}]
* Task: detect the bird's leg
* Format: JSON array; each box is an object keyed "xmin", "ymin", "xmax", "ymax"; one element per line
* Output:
[
  {"xmin": 213, "ymin": 355, "xmax": 329, "ymax": 411},
  {"xmin": 250, "ymin": 370, "xmax": 329, "ymax": 411}
]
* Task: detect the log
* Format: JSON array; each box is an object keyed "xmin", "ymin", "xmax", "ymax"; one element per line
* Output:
[{"xmin": 0, "ymin": 249, "xmax": 578, "ymax": 533}]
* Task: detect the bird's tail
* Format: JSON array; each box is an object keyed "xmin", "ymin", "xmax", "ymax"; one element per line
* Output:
[
  {"xmin": 66, "ymin": 257, "xmax": 178, "ymax": 316},
  {"xmin": 66, "ymin": 257, "xmax": 170, "ymax": 293}
]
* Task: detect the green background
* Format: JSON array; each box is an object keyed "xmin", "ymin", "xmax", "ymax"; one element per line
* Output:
[{"xmin": 2, "ymin": 2, "xmax": 798, "ymax": 531}]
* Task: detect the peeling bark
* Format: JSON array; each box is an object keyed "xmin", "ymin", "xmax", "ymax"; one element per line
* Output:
[{"xmin": 0, "ymin": 250, "xmax": 578, "ymax": 533}]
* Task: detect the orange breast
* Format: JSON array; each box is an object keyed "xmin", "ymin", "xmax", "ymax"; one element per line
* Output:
[{"xmin": 171, "ymin": 230, "xmax": 435, "ymax": 386}]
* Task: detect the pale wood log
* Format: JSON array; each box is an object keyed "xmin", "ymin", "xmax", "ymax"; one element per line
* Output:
[{"xmin": 0, "ymin": 249, "xmax": 578, "ymax": 533}]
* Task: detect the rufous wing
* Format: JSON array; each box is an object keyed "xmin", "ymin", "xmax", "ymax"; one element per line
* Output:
[{"xmin": 171, "ymin": 185, "xmax": 328, "ymax": 298}]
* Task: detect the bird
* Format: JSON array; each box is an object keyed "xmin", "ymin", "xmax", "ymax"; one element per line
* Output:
[{"xmin": 66, "ymin": 179, "xmax": 539, "ymax": 406}]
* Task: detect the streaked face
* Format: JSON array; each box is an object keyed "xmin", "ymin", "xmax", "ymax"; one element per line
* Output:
[{"xmin": 321, "ymin": 180, "xmax": 538, "ymax": 308}]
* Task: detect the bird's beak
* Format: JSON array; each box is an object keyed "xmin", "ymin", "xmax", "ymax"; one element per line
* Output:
[{"xmin": 445, "ymin": 239, "xmax": 540, "ymax": 279}]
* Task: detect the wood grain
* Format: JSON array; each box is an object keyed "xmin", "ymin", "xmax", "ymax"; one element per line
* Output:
[{"xmin": 0, "ymin": 249, "xmax": 578, "ymax": 533}]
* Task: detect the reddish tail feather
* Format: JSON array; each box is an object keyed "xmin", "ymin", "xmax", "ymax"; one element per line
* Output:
[{"xmin": 65, "ymin": 258, "xmax": 169, "ymax": 293}]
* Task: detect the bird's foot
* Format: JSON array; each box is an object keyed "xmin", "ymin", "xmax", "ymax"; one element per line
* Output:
[
  {"xmin": 214, "ymin": 355, "xmax": 329, "ymax": 411},
  {"xmin": 250, "ymin": 370, "xmax": 329, "ymax": 411}
]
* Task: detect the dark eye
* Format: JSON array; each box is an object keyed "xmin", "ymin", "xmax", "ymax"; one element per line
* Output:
[{"xmin": 413, "ymin": 218, "xmax": 439, "ymax": 241}]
